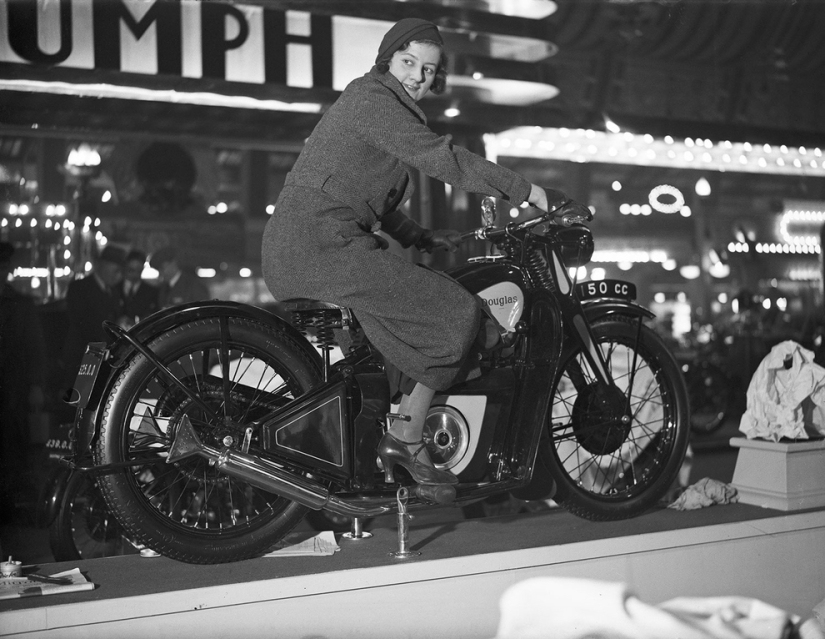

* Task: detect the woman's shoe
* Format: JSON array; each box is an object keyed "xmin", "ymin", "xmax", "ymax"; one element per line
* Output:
[{"xmin": 378, "ymin": 432, "xmax": 459, "ymax": 486}]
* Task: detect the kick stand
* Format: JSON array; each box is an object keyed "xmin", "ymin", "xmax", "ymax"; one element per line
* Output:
[
  {"xmin": 341, "ymin": 517, "xmax": 373, "ymax": 540},
  {"xmin": 389, "ymin": 486, "xmax": 420, "ymax": 558}
]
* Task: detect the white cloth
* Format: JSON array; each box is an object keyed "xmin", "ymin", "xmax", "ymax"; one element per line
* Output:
[
  {"xmin": 493, "ymin": 577, "xmax": 809, "ymax": 639},
  {"xmin": 739, "ymin": 340, "xmax": 825, "ymax": 442},
  {"xmin": 669, "ymin": 477, "xmax": 739, "ymax": 511}
]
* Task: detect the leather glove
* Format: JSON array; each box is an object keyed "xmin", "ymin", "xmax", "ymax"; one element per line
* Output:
[
  {"xmin": 544, "ymin": 188, "xmax": 570, "ymax": 212},
  {"xmin": 556, "ymin": 199, "xmax": 593, "ymax": 223},
  {"xmin": 416, "ymin": 229, "xmax": 462, "ymax": 253},
  {"xmin": 527, "ymin": 185, "xmax": 569, "ymax": 213}
]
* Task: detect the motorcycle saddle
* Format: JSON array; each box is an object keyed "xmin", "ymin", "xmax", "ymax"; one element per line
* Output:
[{"xmin": 280, "ymin": 298, "xmax": 358, "ymax": 332}]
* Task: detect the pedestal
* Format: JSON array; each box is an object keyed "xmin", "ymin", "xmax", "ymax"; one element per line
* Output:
[{"xmin": 730, "ymin": 436, "xmax": 825, "ymax": 511}]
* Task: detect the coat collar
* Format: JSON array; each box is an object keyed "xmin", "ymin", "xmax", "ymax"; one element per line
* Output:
[{"xmin": 367, "ymin": 66, "xmax": 428, "ymax": 125}]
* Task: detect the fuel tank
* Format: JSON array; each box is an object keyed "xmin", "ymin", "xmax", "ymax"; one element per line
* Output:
[{"xmin": 446, "ymin": 258, "xmax": 528, "ymax": 334}]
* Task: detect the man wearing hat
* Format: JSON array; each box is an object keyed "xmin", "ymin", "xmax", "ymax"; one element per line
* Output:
[
  {"xmin": 261, "ymin": 18, "xmax": 559, "ymax": 490},
  {"xmin": 117, "ymin": 248, "xmax": 159, "ymax": 325},
  {"xmin": 60, "ymin": 245, "xmax": 125, "ymax": 393},
  {"xmin": 150, "ymin": 246, "xmax": 209, "ymax": 309}
]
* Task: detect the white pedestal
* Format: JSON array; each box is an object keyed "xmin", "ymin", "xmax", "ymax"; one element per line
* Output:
[{"xmin": 730, "ymin": 436, "xmax": 825, "ymax": 511}]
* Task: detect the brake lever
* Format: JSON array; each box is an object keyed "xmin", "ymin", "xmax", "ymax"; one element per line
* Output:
[{"xmin": 557, "ymin": 201, "xmax": 594, "ymax": 227}]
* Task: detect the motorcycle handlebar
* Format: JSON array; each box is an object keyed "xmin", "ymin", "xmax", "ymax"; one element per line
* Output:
[{"xmin": 460, "ymin": 199, "xmax": 593, "ymax": 243}]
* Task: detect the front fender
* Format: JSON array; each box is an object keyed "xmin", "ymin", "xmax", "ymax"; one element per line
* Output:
[
  {"xmin": 75, "ymin": 301, "xmax": 320, "ymax": 455},
  {"xmin": 581, "ymin": 298, "xmax": 655, "ymax": 324}
]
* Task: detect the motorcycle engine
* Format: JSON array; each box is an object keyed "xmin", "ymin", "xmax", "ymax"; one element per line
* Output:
[{"xmin": 423, "ymin": 405, "xmax": 470, "ymax": 471}]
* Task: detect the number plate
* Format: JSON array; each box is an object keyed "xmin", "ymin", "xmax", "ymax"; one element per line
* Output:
[
  {"xmin": 70, "ymin": 343, "xmax": 107, "ymax": 409},
  {"xmin": 575, "ymin": 279, "xmax": 637, "ymax": 301}
]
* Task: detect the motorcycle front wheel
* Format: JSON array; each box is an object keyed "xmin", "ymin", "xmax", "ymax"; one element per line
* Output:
[
  {"xmin": 95, "ymin": 316, "xmax": 322, "ymax": 564},
  {"xmin": 544, "ymin": 316, "xmax": 690, "ymax": 520}
]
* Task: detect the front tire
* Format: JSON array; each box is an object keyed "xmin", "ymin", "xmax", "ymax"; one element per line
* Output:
[
  {"xmin": 544, "ymin": 316, "xmax": 690, "ymax": 520},
  {"xmin": 95, "ymin": 317, "xmax": 322, "ymax": 563}
]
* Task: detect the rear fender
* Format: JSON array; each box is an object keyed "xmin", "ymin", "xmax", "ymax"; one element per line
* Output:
[
  {"xmin": 74, "ymin": 301, "xmax": 321, "ymax": 455},
  {"xmin": 124, "ymin": 301, "xmax": 315, "ymax": 361}
]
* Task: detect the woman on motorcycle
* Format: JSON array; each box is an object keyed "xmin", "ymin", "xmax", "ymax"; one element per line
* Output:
[{"xmin": 262, "ymin": 17, "xmax": 555, "ymax": 490}]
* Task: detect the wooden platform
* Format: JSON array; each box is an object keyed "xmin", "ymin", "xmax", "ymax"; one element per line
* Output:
[{"xmin": 2, "ymin": 504, "xmax": 824, "ymax": 638}]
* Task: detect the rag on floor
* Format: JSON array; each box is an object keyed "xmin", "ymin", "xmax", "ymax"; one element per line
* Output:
[{"xmin": 668, "ymin": 477, "xmax": 739, "ymax": 511}]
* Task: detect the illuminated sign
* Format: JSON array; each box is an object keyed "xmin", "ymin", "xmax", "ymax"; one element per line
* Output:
[{"xmin": 0, "ymin": 0, "xmax": 355, "ymax": 89}]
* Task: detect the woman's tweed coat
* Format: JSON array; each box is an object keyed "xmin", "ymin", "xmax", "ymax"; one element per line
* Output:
[{"xmin": 262, "ymin": 67, "xmax": 532, "ymax": 392}]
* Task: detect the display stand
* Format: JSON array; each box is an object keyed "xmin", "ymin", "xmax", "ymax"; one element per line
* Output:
[
  {"xmin": 730, "ymin": 437, "xmax": 825, "ymax": 511},
  {"xmin": 2, "ymin": 505, "xmax": 824, "ymax": 638}
]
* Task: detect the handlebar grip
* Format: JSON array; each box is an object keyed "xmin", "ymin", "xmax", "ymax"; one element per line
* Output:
[{"xmin": 460, "ymin": 228, "xmax": 490, "ymax": 241}]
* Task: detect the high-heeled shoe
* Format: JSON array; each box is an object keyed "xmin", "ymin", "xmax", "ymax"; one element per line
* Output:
[{"xmin": 377, "ymin": 432, "xmax": 459, "ymax": 486}]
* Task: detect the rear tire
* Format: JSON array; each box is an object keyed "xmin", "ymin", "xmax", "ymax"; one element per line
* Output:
[
  {"xmin": 95, "ymin": 317, "xmax": 322, "ymax": 563},
  {"xmin": 543, "ymin": 316, "xmax": 690, "ymax": 520}
]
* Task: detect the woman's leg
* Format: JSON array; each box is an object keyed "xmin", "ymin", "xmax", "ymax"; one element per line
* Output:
[
  {"xmin": 378, "ymin": 382, "xmax": 458, "ymax": 486},
  {"xmin": 391, "ymin": 383, "xmax": 436, "ymax": 442}
]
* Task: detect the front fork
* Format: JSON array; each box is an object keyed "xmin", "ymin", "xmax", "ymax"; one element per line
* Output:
[{"xmin": 547, "ymin": 247, "xmax": 615, "ymax": 387}]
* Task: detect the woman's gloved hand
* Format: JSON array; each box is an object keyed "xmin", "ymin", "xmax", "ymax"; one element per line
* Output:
[
  {"xmin": 528, "ymin": 184, "xmax": 569, "ymax": 213},
  {"xmin": 416, "ymin": 229, "xmax": 462, "ymax": 253}
]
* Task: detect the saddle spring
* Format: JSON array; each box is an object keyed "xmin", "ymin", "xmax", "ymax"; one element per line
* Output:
[{"xmin": 291, "ymin": 307, "xmax": 344, "ymax": 352}]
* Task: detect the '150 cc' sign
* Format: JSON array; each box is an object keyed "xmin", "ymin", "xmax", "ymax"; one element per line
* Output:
[
  {"xmin": 0, "ymin": 0, "xmax": 384, "ymax": 91},
  {"xmin": 575, "ymin": 279, "xmax": 637, "ymax": 302}
]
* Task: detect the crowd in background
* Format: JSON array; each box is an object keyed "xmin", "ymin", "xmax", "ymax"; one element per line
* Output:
[{"xmin": 0, "ymin": 241, "xmax": 209, "ymax": 517}]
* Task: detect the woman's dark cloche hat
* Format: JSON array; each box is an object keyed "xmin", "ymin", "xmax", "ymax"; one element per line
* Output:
[{"xmin": 375, "ymin": 17, "xmax": 443, "ymax": 64}]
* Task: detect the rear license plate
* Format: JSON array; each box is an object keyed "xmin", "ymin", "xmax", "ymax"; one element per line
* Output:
[
  {"xmin": 575, "ymin": 279, "xmax": 637, "ymax": 301},
  {"xmin": 70, "ymin": 343, "xmax": 107, "ymax": 409}
]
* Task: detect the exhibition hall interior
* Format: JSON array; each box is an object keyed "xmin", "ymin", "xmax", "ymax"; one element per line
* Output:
[{"xmin": 1, "ymin": 1, "xmax": 824, "ymax": 637}]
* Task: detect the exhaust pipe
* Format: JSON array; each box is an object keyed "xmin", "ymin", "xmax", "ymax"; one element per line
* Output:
[{"xmin": 167, "ymin": 416, "xmax": 390, "ymax": 517}]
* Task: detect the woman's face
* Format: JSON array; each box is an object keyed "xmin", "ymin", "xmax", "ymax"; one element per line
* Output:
[{"xmin": 388, "ymin": 41, "xmax": 441, "ymax": 102}]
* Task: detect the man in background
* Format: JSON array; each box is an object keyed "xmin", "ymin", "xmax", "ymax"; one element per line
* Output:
[
  {"xmin": 60, "ymin": 245, "xmax": 125, "ymax": 395},
  {"xmin": 118, "ymin": 248, "xmax": 159, "ymax": 326},
  {"xmin": 150, "ymin": 246, "xmax": 209, "ymax": 308},
  {"xmin": 0, "ymin": 242, "xmax": 46, "ymax": 513}
]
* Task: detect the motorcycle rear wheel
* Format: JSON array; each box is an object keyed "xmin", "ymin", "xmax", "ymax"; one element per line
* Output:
[
  {"xmin": 543, "ymin": 316, "xmax": 690, "ymax": 520},
  {"xmin": 95, "ymin": 317, "xmax": 322, "ymax": 563},
  {"xmin": 49, "ymin": 471, "xmax": 137, "ymax": 561}
]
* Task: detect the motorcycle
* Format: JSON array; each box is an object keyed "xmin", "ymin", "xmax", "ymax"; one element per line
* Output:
[
  {"xmin": 64, "ymin": 196, "xmax": 690, "ymax": 564},
  {"xmin": 39, "ymin": 423, "xmax": 137, "ymax": 561}
]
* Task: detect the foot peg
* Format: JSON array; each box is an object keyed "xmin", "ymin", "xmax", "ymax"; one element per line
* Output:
[{"xmin": 413, "ymin": 483, "xmax": 456, "ymax": 505}]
